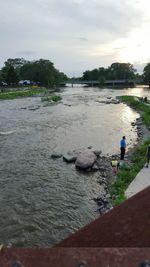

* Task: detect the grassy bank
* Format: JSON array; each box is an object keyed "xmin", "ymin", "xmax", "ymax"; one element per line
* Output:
[
  {"xmin": 0, "ymin": 88, "xmax": 46, "ymax": 100},
  {"xmin": 119, "ymin": 95, "xmax": 150, "ymax": 127},
  {"xmin": 111, "ymin": 95, "xmax": 150, "ymax": 206},
  {"xmin": 111, "ymin": 138, "xmax": 150, "ymax": 205}
]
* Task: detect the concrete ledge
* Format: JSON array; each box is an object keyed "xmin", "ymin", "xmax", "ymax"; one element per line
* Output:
[{"xmin": 125, "ymin": 167, "xmax": 150, "ymax": 198}]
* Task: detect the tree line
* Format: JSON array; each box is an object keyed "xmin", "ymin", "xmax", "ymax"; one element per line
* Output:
[
  {"xmin": 81, "ymin": 62, "xmax": 150, "ymax": 85},
  {"xmin": 81, "ymin": 63, "xmax": 139, "ymax": 82},
  {"xmin": 0, "ymin": 58, "xmax": 68, "ymax": 87},
  {"xmin": 1, "ymin": 59, "xmax": 150, "ymax": 87}
]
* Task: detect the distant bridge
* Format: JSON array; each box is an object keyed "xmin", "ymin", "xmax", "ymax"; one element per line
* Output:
[{"xmin": 62, "ymin": 79, "xmax": 143, "ymax": 87}]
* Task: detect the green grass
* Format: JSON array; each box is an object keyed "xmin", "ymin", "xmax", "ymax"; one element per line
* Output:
[
  {"xmin": 0, "ymin": 89, "xmax": 46, "ymax": 100},
  {"xmin": 41, "ymin": 95, "xmax": 62, "ymax": 102},
  {"xmin": 119, "ymin": 95, "xmax": 150, "ymax": 127},
  {"xmin": 112, "ymin": 138, "xmax": 150, "ymax": 206},
  {"xmin": 111, "ymin": 95, "xmax": 150, "ymax": 206}
]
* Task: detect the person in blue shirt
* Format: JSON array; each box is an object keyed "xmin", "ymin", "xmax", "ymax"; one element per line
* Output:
[{"xmin": 120, "ymin": 136, "xmax": 126, "ymax": 160}]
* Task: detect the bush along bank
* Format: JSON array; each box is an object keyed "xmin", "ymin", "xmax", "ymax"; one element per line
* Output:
[
  {"xmin": 111, "ymin": 95, "xmax": 150, "ymax": 206},
  {"xmin": 41, "ymin": 95, "xmax": 62, "ymax": 102}
]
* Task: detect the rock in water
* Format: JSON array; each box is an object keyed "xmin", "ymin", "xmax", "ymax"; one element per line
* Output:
[
  {"xmin": 63, "ymin": 154, "xmax": 77, "ymax": 163},
  {"xmin": 93, "ymin": 150, "xmax": 102, "ymax": 157},
  {"xmin": 51, "ymin": 153, "xmax": 62, "ymax": 159},
  {"xmin": 28, "ymin": 105, "xmax": 40, "ymax": 111},
  {"xmin": 91, "ymin": 163, "xmax": 99, "ymax": 171},
  {"xmin": 75, "ymin": 152, "xmax": 97, "ymax": 170}
]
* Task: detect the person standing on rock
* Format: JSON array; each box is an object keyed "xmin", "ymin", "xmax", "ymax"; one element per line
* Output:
[
  {"xmin": 120, "ymin": 136, "xmax": 126, "ymax": 160},
  {"xmin": 146, "ymin": 145, "xmax": 150, "ymax": 168}
]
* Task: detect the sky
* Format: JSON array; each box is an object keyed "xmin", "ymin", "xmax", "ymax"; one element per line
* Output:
[{"xmin": 0, "ymin": 0, "xmax": 150, "ymax": 77}]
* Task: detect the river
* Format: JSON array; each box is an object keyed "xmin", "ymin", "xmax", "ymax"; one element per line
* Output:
[{"xmin": 0, "ymin": 86, "xmax": 150, "ymax": 246}]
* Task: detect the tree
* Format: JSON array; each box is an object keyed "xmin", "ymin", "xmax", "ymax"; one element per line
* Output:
[
  {"xmin": 1, "ymin": 58, "xmax": 28, "ymax": 84},
  {"xmin": 109, "ymin": 63, "xmax": 136, "ymax": 79},
  {"xmin": 98, "ymin": 75, "xmax": 106, "ymax": 86},
  {"xmin": 0, "ymin": 58, "xmax": 67, "ymax": 87},
  {"xmin": 53, "ymin": 70, "xmax": 68, "ymax": 86},
  {"xmin": 20, "ymin": 59, "xmax": 67, "ymax": 87},
  {"xmin": 4, "ymin": 58, "xmax": 27, "ymax": 69},
  {"xmin": 20, "ymin": 59, "xmax": 55, "ymax": 86},
  {"xmin": 0, "ymin": 70, "xmax": 2, "ymax": 83},
  {"xmin": 81, "ymin": 62, "xmax": 137, "ymax": 81},
  {"xmin": 20, "ymin": 62, "xmax": 34, "ymax": 81},
  {"xmin": 1, "ymin": 65, "xmax": 19, "ymax": 84},
  {"xmin": 82, "ymin": 70, "xmax": 93, "ymax": 80},
  {"xmin": 4, "ymin": 58, "xmax": 28, "ymax": 80},
  {"xmin": 143, "ymin": 63, "xmax": 150, "ymax": 85}
]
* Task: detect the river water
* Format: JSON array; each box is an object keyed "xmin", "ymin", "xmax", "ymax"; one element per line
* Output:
[{"xmin": 0, "ymin": 86, "xmax": 150, "ymax": 247}]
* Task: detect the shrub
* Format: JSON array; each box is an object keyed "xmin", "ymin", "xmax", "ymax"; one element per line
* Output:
[{"xmin": 41, "ymin": 95, "xmax": 62, "ymax": 102}]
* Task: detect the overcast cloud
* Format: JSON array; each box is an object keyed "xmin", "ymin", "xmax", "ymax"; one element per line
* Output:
[{"xmin": 0, "ymin": 0, "xmax": 150, "ymax": 76}]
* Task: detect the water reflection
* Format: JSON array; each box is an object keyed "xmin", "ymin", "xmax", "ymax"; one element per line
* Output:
[{"xmin": 121, "ymin": 105, "xmax": 138, "ymax": 124}]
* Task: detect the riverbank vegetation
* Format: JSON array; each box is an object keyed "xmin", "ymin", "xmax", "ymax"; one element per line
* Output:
[
  {"xmin": 143, "ymin": 63, "xmax": 150, "ymax": 86},
  {"xmin": 80, "ymin": 62, "xmax": 150, "ymax": 86},
  {"xmin": 111, "ymin": 95, "xmax": 150, "ymax": 206},
  {"xmin": 0, "ymin": 88, "xmax": 47, "ymax": 100},
  {"xmin": 119, "ymin": 95, "xmax": 150, "ymax": 127},
  {"xmin": 1, "ymin": 59, "xmax": 150, "ymax": 88},
  {"xmin": 81, "ymin": 63, "xmax": 140, "ymax": 82},
  {"xmin": 41, "ymin": 95, "xmax": 62, "ymax": 102},
  {"xmin": 0, "ymin": 58, "xmax": 68, "ymax": 87},
  {"xmin": 111, "ymin": 138, "xmax": 150, "ymax": 205},
  {"xmin": 0, "ymin": 88, "xmax": 62, "ymax": 102}
]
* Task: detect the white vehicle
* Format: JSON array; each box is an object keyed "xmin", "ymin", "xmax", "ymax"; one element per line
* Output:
[
  {"xmin": 0, "ymin": 81, "xmax": 8, "ymax": 86},
  {"xmin": 18, "ymin": 80, "xmax": 31, "ymax": 85}
]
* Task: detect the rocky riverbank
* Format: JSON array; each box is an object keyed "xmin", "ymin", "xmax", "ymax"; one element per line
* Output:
[
  {"xmin": 110, "ymin": 97, "xmax": 150, "ymax": 206},
  {"xmin": 51, "ymin": 149, "xmax": 115, "ymax": 215},
  {"xmin": 50, "ymin": 101, "xmax": 149, "ymax": 216},
  {"xmin": 94, "ymin": 115, "xmax": 148, "ymax": 215},
  {"xmin": 50, "ymin": 95, "xmax": 150, "ymax": 216}
]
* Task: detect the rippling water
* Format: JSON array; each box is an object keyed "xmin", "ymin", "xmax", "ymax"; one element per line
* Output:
[{"xmin": 0, "ymin": 86, "xmax": 149, "ymax": 246}]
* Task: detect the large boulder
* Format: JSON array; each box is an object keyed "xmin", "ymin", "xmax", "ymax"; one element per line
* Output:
[{"xmin": 75, "ymin": 152, "xmax": 97, "ymax": 170}]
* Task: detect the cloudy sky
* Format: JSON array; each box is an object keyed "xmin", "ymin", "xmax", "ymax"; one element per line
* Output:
[{"xmin": 0, "ymin": 0, "xmax": 150, "ymax": 76}]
